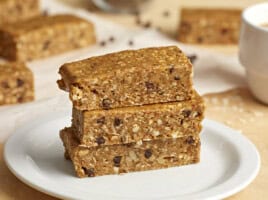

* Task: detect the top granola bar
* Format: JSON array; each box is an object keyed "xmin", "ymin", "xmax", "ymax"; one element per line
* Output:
[{"xmin": 58, "ymin": 46, "xmax": 194, "ymax": 110}]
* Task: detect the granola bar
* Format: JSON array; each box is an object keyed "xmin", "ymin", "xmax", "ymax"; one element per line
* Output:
[
  {"xmin": 72, "ymin": 91, "xmax": 204, "ymax": 146},
  {"xmin": 0, "ymin": 0, "xmax": 40, "ymax": 25},
  {"xmin": 0, "ymin": 14, "xmax": 96, "ymax": 61},
  {"xmin": 178, "ymin": 8, "xmax": 241, "ymax": 44},
  {"xmin": 0, "ymin": 62, "xmax": 34, "ymax": 105},
  {"xmin": 58, "ymin": 46, "xmax": 194, "ymax": 111},
  {"xmin": 60, "ymin": 127, "xmax": 200, "ymax": 178}
]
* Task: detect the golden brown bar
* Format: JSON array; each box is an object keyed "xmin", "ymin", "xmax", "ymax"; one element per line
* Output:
[
  {"xmin": 0, "ymin": 0, "xmax": 40, "ymax": 25},
  {"xmin": 0, "ymin": 62, "xmax": 34, "ymax": 105},
  {"xmin": 0, "ymin": 14, "xmax": 96, "ymax": 61},
  {"xmin": 58, "ymin": 46, "xmax": 194, "ymax": 111},
  {"xmin": 72, "ymin": 92, "xmax": 204, "ymax": 146},
  {"xmin": 178, "ymin": 8, "xmax": 241, "ymax": 44},
  {"xmin": 60, "ymin": 127, "xmax": 200, "ymax": 178}
]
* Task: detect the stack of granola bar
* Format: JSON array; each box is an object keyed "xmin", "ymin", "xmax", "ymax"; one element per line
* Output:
[{"xmin": 57, "ymin": 46, "xmax": 205, "ymax": 178}]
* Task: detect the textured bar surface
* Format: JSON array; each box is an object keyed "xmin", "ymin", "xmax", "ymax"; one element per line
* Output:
[
  {"xmin": 0, "ymin": 14, "xmax": 96, "ymax": 61},
  {"xmin": 58, "ymin": 46, "xmax": 194, "ymax": 111},
  {"xmin": 178, "ymin": 8, "xmax": 241, "ymax": 44},
  {"xmin": 0, "ymin": 0, "xmax": 40, "ymax": 25},
  {"xmin": 60, "ymin": 127, "xmax": 200, "ymax": 178},
  {"xmin": 72, "ymin": 92, "xmax": 204, "ymax": 146},
  {"xmin": 0, "ymin": 62, "xmax": 34, "ymax": 105}
]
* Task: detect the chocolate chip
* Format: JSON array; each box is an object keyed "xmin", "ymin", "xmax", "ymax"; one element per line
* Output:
[
  {"xmin": 1, "ymin": 81, "xmax": 9, "ymax": 89},
  {"xmin": 187, "ymin": 54, "xmax": 197, "ymax": 64},
  {"xmin": 100, "ymin": 41, "xmax": 106, "ymax": 46},
  {"xmin": 174, "ymin": 75, "xmax": 180, "ymax": 80},
  {"xmin": 91, "ymin": 89, "xmax": 98, "ymax": 94},
  {"xmin": 113, "ymin": 156, "xmax": 122, "ymax": 167},
  {"xmin": 163, "ymin": 10, "xmax": 170, "ymax": 17},
  {"xmin": 145, "ymin": 82, "xmax": 155, "ymax": 90},
  {"xmin": 197, "ymin": 37, "xmax": 203, "ymax": 43},
  {"xmin": 101, "ymin": 98, "xmax": 111, "ymax": 109},
  {"xmin": 169, "ymin": 66, "xmax": 174, "ymax": 74},
  {"xmin": 17, "ymin": 79, "xmax": 24, "ymax": 87},
  {"xmin": 82, "ymin": 167, "xmax": 95, "ymax": 177},
  {"xmin": 114, "ymin": 117, "xmax": 122, "ymax": 127},
  {"xmin": 128, "ymin": 40, "xmax": 134, "ymax": 46},
  {"xmin": 143, "ymin": 21, "xmax": 151, "ymax": 28},
  {"xmin": 109, "ymin": 36, "xmax": 115, "ymax": 42},
  {"xmin": 221, "ymin": 28, "xmax": 228, "ymax": 34},
  {"xmin": 96, "ymin": 136, "xmax": 105, "ymax": 145},
  {"xmin": 17, "ymin": 96, "xmax": 24, "ymax": 103},
  {"xmin": 96, "ymin": 116, "xmax": 105, "ymax": 124},
  {"xmin": 144, "ymin": 149, "xmax": 152, "ymax": 159},
  {"xmin": 182, "ymin": 109, "xmax": 191, "ymax": 117},
  {"xmin": 156, "ymin": 27, "xmax": 162, "ymax": 31},
  {"xmin": 133, "ymin": 10, "xmax": 140, "ymax": 16},
  {"xmin": 181, "ymin": 22, "xmax": 191, "ymax": 32},
  {"xmin": 42, "ymin": 9, "xmax": 49, "ymax": 16},
  {"xmin": 43, "ymin": 40, "xmax": 50, "ymax": 50},
  {"xmin": 186, "ymin": 136, "xmax": 195, "ymax": 144},
  {"xmin": 15, "ymin": 4, "xmax": 22, "ymax": 12}
]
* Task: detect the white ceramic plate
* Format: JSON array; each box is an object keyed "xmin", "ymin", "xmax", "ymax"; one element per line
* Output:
[{"xmin": 4, "ymin": 111, "xmax": 260, "ymax": 200}]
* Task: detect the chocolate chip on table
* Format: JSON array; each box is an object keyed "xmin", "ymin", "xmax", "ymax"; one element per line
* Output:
[
  {"xmin": 163, "ymin": 10, "xmax": 170, "ymax": 17},
  {"xmin": 101, "ymin": 98, "xmax": 111, "ymax": 109},
  {"xmin": 96, "ymin": 136, "xmax": 105, "ymax": 145},
  {"xmin": 186, "ymin": 136, "xmax": 195, "ymax": 144},
  {"xmin": 144, "ymin": 149, "xmax": 152, "ymax": 159},
  {"xmin": 114, "ymin": 117, "xmax": 123, "ymax": 127},
  {"xmin": 42, "ymin": 9, "xmax": 49, "ymax": 16},
  {"xmin": 113, "ymin": 156, "xmax": 122, "ymax": 167},
  {"xmin": 82, "ymin": 167, "xmax": 95, "ymax": 177},
  {"xmin": 156, "ymin": 27, "xmax": 162, "ymax": 31},
  {"xmin": 1, "ymin": 81, "xmax": 9, "ymax": 89},
  {"xmin": 109, "ymin": 36, "xmax": 115, "ymax": 42},
  {"xmin": 96, "ymin": 116, "xmax": 105, "ymax": 124},
  {"xmin": 128, "ymin": 40, "xmax": 134, "ymax": 46},
  {"xmin": 100, "ymin": 41, "xmax": 106, "ymax": 46},
  {"xmin": 187, "ymin": 54, "xmax": 198, "ymax": 64},
  {"xmin": 143, "ymin": 21, "xmax": 151, "ymax": 28},
  {"xmin": 182, "ymin": 109, "xmax": 191, "ymax": 117},
  {"xmin": 17, "ymin": 78, "xmax": 24, "ymax": 87}
]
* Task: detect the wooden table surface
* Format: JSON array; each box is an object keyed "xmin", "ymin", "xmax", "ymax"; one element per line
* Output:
[{"xmin": 1, "ymin": 0, "xmax": 267, "ymax": 199}]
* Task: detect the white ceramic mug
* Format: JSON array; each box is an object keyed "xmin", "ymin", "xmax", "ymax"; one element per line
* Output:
[{"xmin": 239, "ymin": 3, "xmax": 268, "ymax": 104}]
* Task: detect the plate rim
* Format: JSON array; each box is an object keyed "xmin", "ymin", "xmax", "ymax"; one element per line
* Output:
[{"xmin": 4, "ymin": 113, "xmax": 260, "ymax": 200}]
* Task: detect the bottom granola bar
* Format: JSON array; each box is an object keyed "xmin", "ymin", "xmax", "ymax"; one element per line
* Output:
[{"xmin": 60, "ymin": 127, "xmax": 200, "ymax": 178}]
